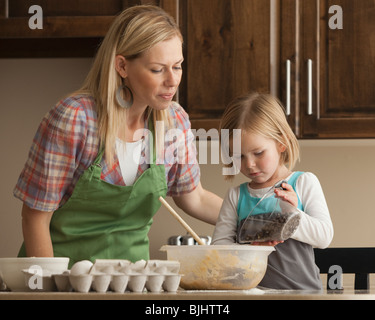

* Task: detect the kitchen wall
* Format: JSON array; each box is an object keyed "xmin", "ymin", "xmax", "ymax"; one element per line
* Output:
[{"xmin": 1, "ymin": 58, "xmax": 375, "ymax": 286}]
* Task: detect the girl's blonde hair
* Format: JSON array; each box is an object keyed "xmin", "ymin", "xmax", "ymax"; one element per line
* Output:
[
  {"xmin": 220, "ymin": 92, "xmax": 300, "ymax": 180},
  {"xmin": 75, "ymin": 5, "xmax": 182, "ymax": 164}
]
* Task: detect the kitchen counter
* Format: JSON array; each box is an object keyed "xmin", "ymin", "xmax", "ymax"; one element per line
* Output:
[{"xmin": 1, "ymin": 288, "xmax": 375, "ymax": 300}]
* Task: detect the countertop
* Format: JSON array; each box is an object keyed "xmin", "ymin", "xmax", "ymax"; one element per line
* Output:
[{"xmin": 1, "ymin": 288, "xmax": 375, "ymax": 300}]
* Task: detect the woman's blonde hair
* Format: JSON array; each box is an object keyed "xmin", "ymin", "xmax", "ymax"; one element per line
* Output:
[
  {"xmin": 220, "ymin": 92, "xmax": 300, "ymax": 180},
  {"xmin": 75, "ymin": 5, "xmax": 182, "ymax": 164}
]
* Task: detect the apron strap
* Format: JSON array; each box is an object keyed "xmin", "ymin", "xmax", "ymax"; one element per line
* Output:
[
  {"xmin": 147, "ymin": 115, "xmax": 157, "ymax": 165},
  {"xmin": 93, "ymin": 147, "xmax": 105, "ymax": 166}
]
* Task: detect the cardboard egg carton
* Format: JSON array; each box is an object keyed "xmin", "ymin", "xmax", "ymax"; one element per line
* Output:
[{"xmin": 23, "ymin": 259, "xmax": 181, "ymax": 293}]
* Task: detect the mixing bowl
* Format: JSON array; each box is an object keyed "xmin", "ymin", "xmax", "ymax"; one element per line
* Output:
[
  {"xmin": 160, "ymin": 245, "xmax": 274, "ymax": 290},
  {"xmin": 0, "ymin": 257, "xmax": 69, "ymax": 291}
]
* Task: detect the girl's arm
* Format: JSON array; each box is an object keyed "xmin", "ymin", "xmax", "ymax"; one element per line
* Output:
[
  {"xmin": 292, "ymin": 172, "xmax": 334, "ymax": 249},
  {"xmin": 21, "ymin": 203, "xmax": 54, "ymax": 257},
  {"xmin": 172, "ymin": 182, "xmax": 222, "ymax": 225}
]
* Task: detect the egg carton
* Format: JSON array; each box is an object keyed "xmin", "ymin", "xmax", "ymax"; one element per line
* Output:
[{"xmin": 23, "ymin": 259, "xmax": 181, "ymax": 293}]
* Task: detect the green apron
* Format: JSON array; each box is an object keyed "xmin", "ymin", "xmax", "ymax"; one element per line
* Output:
[{"xmin": 19, "ymin": 119, "xmax": 167, "ymax": 268}]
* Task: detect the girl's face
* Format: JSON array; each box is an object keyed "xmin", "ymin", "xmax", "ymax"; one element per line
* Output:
[
  {"xmin": 235, "ymin": 131, "xmax": 287, "ymax": 189},
  {"xmin": 122, "ymin": 36, "xmax": 183, "ymax": 111}
]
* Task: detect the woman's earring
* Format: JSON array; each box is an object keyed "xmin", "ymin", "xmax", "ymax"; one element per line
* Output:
[{"xmin": 116, "ymin": 85, "xmax": 134, "ymax": 109}]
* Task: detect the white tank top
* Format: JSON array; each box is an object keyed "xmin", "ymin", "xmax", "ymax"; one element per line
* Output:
[{"xmin": 115, "ymin": 138, "xmax": 142, "ymax": 186}]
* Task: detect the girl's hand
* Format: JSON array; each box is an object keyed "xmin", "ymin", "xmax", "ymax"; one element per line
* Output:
[
  {"xmin": 274, "ymin": 183, "xmax": 298, "ymax": 208},
  {"xmin": 251, "ymin": 240, "xmax": 284, "ymax": 247}
]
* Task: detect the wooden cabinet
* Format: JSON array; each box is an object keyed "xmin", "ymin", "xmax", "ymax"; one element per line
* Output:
[
  {"xmin": 281, "ymin": 0, "xmax": 375, "ymax": 138},
  {"xmin": 2, "ymin": 0, "xmax": 375, "ymax": 138},
  {"xmin": 180, "ymin": 0, "xmax": 375, "ymax": 138},
  {"xmin": 0, "ymin": 0, "xmax": 176, "ymax": 57},
  {"xmin": 177, "ymin": 0, "xmax": 271, "ymax": 130}
]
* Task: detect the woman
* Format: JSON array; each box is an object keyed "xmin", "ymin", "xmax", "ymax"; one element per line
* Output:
[{"xmin": 14, "ymin": 5, "xmax": 222, "ymax": 266}]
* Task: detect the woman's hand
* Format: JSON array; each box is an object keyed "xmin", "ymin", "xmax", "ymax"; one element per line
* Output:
[{"xmin": 274, "ymin": 183, "xmax": 298, "ymax": 208}]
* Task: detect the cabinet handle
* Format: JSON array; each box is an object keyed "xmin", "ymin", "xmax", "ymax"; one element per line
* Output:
[
  {"xmin": 307, "ymin": 59, "xmax": 313, "ymax": 115},
  {"xmin": 4, "ymin": 0, "xmax": 9, "ymax": 18},
  {"xmin": 286, "ymin": 60, "xmax": 291, "ymax": 116}
]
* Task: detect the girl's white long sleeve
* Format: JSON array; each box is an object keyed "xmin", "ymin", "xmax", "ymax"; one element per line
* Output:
[{"xmin": 292, "ymin": 172, "xmax": 334, "ymax": 248}]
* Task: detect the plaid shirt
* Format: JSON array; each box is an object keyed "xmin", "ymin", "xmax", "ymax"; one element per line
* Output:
[{"xmin": 14, "ymin": 95, "xmax": 200, "ymax": 212}]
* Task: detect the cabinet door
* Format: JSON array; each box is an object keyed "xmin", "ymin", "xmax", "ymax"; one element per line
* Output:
[
  {"xmin": 280, "ymin": 0, "xmax": 300, "ymax": 137},
  {"xmin": 179, "ymin": 0, "xmax": 271, "ymax": 130},
  {"xmin": 0, "ymin": 0, "xmax": 166, "ymax": 57},
  {"xmin": 301, "ymin": 0, "xmax": 375, "ymax": 138}
]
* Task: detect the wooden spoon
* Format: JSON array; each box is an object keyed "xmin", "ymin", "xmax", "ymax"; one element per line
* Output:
[{"xmin": 159, "ymin": 196, "xmax": 205, "ymax": 245}]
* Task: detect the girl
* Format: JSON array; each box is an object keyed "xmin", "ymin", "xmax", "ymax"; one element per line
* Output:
[
  {"xmin": 14, "ymin": 5, "xmax": 222, "ymax": 267},
  {"xmin": 212, "ymin": 93, "xmax": 333, "ymax": 290}
]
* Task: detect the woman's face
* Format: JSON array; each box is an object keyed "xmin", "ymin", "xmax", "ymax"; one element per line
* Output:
[{"xmin": 121, "ymin": 36, "xmax": 183, "ymax": 111}]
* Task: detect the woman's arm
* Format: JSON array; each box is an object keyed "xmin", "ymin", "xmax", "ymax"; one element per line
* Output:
[
  {"xmin": 21, "ymin": 203, "xmax": 54, "ymax": 257},
  {"xmin": 211, "ymin": 188, "xmax": 239, "ymax": 244},
  {"xmin": 172, "ymin": 182, "xmax": 222, "ymax": 225}
]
